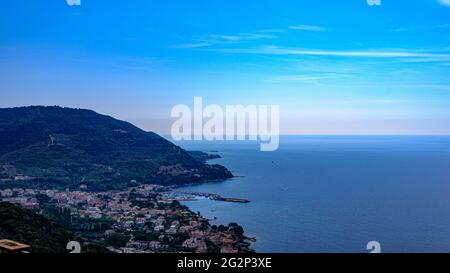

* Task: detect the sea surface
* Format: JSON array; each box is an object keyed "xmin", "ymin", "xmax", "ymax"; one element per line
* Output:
[{"xmin": 174, "ymin": 136, "xmax": 450, "ymax": 253}]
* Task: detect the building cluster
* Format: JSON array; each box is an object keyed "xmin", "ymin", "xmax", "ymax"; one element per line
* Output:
[{"xmin": 0, "ymin": 184, "xmax": 250, "ymax": 253}]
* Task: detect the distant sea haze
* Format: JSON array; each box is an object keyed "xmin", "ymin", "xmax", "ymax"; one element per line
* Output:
[{"xmin": 175, "ymin": 136, "xmax": 450, "ymax": 253}]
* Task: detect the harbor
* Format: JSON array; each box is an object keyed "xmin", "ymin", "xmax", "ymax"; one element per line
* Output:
[{"xmin": 175, "ymin": 190, "xmax": 250, "ymax": 203}]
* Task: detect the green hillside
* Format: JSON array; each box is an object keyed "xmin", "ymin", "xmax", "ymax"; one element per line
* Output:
[
  {"xmin": 0, "ymin": 202, "xmax": 74, "ymax": 252},
  {"xmin": 0, "ymin": 106, "xmax": 232, "ymax": 191}
]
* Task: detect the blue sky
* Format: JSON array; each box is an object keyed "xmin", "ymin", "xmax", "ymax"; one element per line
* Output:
[{"xmin": 1, "ymin": 0, "xmax": 450, "ymax": 134}]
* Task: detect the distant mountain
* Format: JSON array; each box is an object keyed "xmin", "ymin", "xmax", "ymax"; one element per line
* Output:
[{"xmin": 0, "ymin": 106, "xmax": 232, "ymax": 191}]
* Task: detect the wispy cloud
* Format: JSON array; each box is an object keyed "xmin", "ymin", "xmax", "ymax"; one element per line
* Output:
[
  {"xmin": 268, "ymin": 73, "xmax": 351, "ymax": 83},
  {"xmin": 390, "ymin": 24, "xmax": 449, "ymax": 32},
  {"xmin": 217, "ymin": 46, "xmax": 450, "ymax": 62},
  {"xmin": 172, "ymin": 25, "xmax": 325, "ymax": 50},
  {"xmin": 255, "ymin": 29, "xmax": 286, "ymax": 34},
  {"xmin": 199, "ymin": 32, "xmax": 278, "ymax": 43},
  {"xmin": 172, "ymin": 43, "xmax": 211, "ymax": 49},
  {"xmin": 289, "ymin": 25, "xmax": 326, "ymax": 32},
  {"xmin": 173, "ymin": 25, "xmax": 327, "ymax": 50},
  {"xmin": 438, "ymin": 0, "xmax": 450, "ymax": 7},
  {"xmin": 400, "ymin": 84, "xmax": 450, "ymax": 90},
  {"xmin": 173, "ymin": 30, "xmax": 279, "ymax": 49},
  {"xmin": 330, "ymin": 82, "xmax": 450, "ymax": 91}
]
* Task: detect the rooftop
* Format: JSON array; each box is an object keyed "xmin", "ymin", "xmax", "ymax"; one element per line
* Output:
[{"xmin": 0, "ymin": 239, "xmax": 31, "ymax": 251}]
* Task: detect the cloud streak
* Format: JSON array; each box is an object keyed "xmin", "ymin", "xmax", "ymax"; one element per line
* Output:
[
  {"xmin": 390, "ymin": 24, "xmax": 449, "ymax": 32},
  {"xmin": 172, "ymin": 43, "xmax": 211, "ymax": 49},
  {"xmin": 202, "ymin": 33, "xmax": 278, "ymax": 43},
  {"xmin": 289, "ymin": 25, "xmax": 326, "ymax": 32},
  {"xmin": 173, "ymin": 25, "xmax": 325, "ymax": 49},
  {"xmin": 217, "ymin": 46, "xmax": 450, "ymax": 62},
  {"xmin": 267, "ymin": 73, "xmax": 352, "ymax": 83},
  {"xmin": 172, "ymin": 30, "xmax": 279, "ymax": 48}
]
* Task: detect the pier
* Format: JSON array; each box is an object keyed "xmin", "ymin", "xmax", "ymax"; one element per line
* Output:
[{"xmin": 176, "ymin": 190, "xmax": 250, "ymax": 203}]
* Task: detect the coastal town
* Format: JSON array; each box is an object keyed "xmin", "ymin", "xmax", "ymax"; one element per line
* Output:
[{"xmin": 0, "ymin": 184, "xmax": 254, "ymax": 253}]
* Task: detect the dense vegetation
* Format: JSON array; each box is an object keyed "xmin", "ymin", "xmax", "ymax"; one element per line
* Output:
[
  {"xmin": 36, "ymin": 193, "xmax": 114, "ymax": 232},
  {"xmin": 0, "ymin": 202, "xmax": 74, "ymax": 252},
  {"xmin": 0, "ymin": 106, "xmax": 232, "ymax": 191},
  {"xmin": 187, "ymin": 151, "xmax": 221, "ymax": 162}
]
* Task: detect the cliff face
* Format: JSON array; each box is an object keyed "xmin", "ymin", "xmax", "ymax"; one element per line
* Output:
[{"xmin": 0, "ymin": 106, "xmax": 232, "ymax": 191}]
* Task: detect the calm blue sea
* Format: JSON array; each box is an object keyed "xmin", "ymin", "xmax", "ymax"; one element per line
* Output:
[{"xmin": 174, "ymin": 136, "xmax": 450, "ymax": 253}]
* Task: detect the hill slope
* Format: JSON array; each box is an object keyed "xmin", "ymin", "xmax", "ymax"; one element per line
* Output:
[
  {"xmin": 0, "ymin": 106, "xmax": 232, "ymax": 190},
  {"xmin": 0, "ymin": 202, "xmax": 74, "ymax": 252}
]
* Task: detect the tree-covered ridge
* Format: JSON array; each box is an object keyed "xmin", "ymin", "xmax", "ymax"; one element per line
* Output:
[
  {"xmin": 0, "ymin": 106, "xmax": 232, "ymax": 191},
  {"xmin": 0, "ymin": 202, "xmax": 74, "ymax": 252}
]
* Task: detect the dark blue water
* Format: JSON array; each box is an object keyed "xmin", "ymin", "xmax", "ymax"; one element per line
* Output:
[{"xmin": 174, "ymin": 136, "xmax": 450, "ymax": 253}]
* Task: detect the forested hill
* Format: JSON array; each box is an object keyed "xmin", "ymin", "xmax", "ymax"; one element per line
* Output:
[
  {"xmin": 0, "ymin": 202, "xmax": 73, "ymax": 252},
  {"xmin": 0, "ymin": 106, "xmax": 232, "ymax": 191}
]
